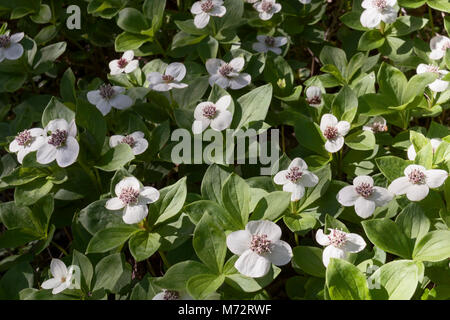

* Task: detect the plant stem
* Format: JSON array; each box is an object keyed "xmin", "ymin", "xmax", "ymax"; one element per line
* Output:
[
  {"xmin": 159, "ymin": 250, "xmax": 170, "ymax": 269},
  {"xmin": 51, "ymin": 241, "xmax": 69, "ymax": 256},
  {"xmin": 428, "ymin": 7, "xmax": 435, "ymax": 36}
]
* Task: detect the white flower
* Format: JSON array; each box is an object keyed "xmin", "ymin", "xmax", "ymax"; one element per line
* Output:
[
  {"xmin": 147, "ymin": 62, "xmax": 188, "ymax": 92},
  {"xmin": 253, "ymin": 0, "xmax": 282, "ymax": 20},
  {"xmin": 36, "ymin": 119, "xmax": 79, "ymax": 168},
  {"xmin": 305, "ymin": 86, "xmax": 323, "ymax": 107},
  {"xmin": 109, "ymin": 50, "xmax": 139, "ymax": 75},
  {"xmin": 407, "ymin": 138, "xmax": 442, "ymax": 161},
  {"xmin": 9, "ymin": 128, "xmax": 45, "ymax": 164},
  {"xmin": 416, "ymin": 64, "xmax": 449, "ymax": 92},
  {"xmin": 388, "ymin": 165, "xmax": 448, "ymax": 202},
  {"xmin": 87, "ymin": 84, "xmax": 133, "ymax": 116},
  {"xmin": 192, "ymin": 95, "xmax": 232, "ymax": 134},
  {"xmin": 273, "ymin": 157, "xmax": 319, "ymax": 201},
  {"xmin": 191, "ymin": 0, "xmax": 226, "ymax": 29},
  {"xmin": 152, "ymin": 289, "xmax": 193, "ymax": 300},
  {"xmin": 252, "ymin": 35, "xmax": 287, "ymax": 55},
  {"xmin": 337, "ymin": 175, "xmax": 393, "ymax": 218},
  {"xmin": 429, "ymin": 35, "xmax": 450, "ymax": 60},
  {"xmin": 106, "ymin": 177, "xmax": 160, "ymax": 224},
  {"xmin": 363, "ymin": 116, "xmax": 387, "ymax": 133},
  {"xmin": 109, "ymin": 131, "xmax": 148, "ymax": 155},
  {"xmin": 299, "ymin": 0, "xmax": 311, "ymax": 3},
  {"xmin": 41, "ymin": 259, "xmax": 76, "ymax": 295},
  {"xmin": 316, "ymin": 228, "xmax": 366, "ymax": 267},
  {"xmin": 226, "ymin": 220, "xmax": 292, "ymax": 278},
  {"xmin": 0, "ymin": 32, "xmax": 24, "ymax": 62},
  {"xmin": 206, "ymin": 57, "xmax": 251, "ymax": 90},
  {"xmin": 320, "ymin": 114, "xmax": 350, "ymax": 153},
  {"xmin": 360, "ymin": 0, "xmax": 398, "ymax": 28}
]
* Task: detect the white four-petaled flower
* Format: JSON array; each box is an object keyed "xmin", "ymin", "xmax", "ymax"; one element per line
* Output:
[
  {"xmin": 316, "ymin": 229, "xmax": 366, "ymax": 267},
  {"xmin": 41, "ymin": 259, "xmax": 76, "ymax": 295},
  {"xmin": 106, "ymin": 177, "xmax": 160, "ymax": 224},
  {"xmin": 360, "ymin": 0, "xmax": 398, "ymax": 29},
  {"xmin": 226, "ymin": 220, "xmax": 293, "ymax": 278},
  {"xmin": 109, "ymin": 50, "xmax": 139, "ymax": 75},
  {"xmin": 253, "ymin": 0, "xmax": 282, "ymax": 21},
  {"xmin": 192, "ymin": 95, "xmax": 232, "ymax": 134},
  {"xmin": 429, "ymin": 35, "xmax": 450, "ymax": 60},
  {"xmin": 191, "ymin": 0, "xmax": 226, "ymax": 29},
  {"xmin": 36, "ymin": 119, "xmax": 79, "ymax": 168},
  {"xmin": 0, "ymin": 32, "xmax": 24, "ymax": 62},
  {"xmin": 305, "ymin": 86, "xmax": 323, "ymax": 107},
  {"xmin": 206, "ymin": 57, "xmax": 251, "ymax": 90},
  {"xmin": 407, "ymin": 138, "xmax": 442, "ymax": 161},
  {"xmin": 109, "ymin": 131, "xmax": 149, "ymax": 155},
  {"xmin": 388, "ymin": 165, "xmax": 448, "ymax": 202},
  {"xmin": 9, "ymin": 128, "xmax": 45, "ymax": 164},
  {"xmin": 337, "ymin": 175, "xmax": 393, "ymax": 218},
  {"xmin": 320, "ymin": 114, "xmax": 350, "ymax": 153},
  {"xmin": 362, "ymin": 116, "xmax": 387, "ymax": 133},
  {"xmin": 147, "ymin": 62, "xmax": 188, "ymax": 92},
  {"xmin": 273, "ymin": 157, "xmax": 319, "ymax": 201},
  {"xmin": 87, "ymin": 84, "xmax": 133, "ymax": 116},
  {"xmin": 252, "ymin": 35, "xmax": 287, "ymax": 55},
  {"xmin": 416, "ymin": 64, "xmax": 449, "ymax": 92}
]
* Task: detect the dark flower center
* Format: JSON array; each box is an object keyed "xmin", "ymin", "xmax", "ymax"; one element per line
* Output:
[
  {"xmin": 307, "ymin": 96, "xmax": 321, "ymax": 106},
  {"xmin": 99, "ymin": 84, "xmax": 115, "ymax": 100},
  {"xmin": 162, "ymin": 75, "xmax": 174, "ymax": 83},
  {"xmin": 285, "ymin": 166, "xmax": 303, "ymax": 183},
  {"xmin": 328, "ymin": 229, "xmax": 347, "ymax": 248},
  {"xmin": 261, "ymin": 1, "xmax": 273, "ymax": 12},
  {"xmin": 219, "ymin": 64, "xmax": 234, "ymax": 77},
  {"xmin": 355, "ymin": 182, "xmax": 374, "ymax": 198},
  {"xmin": 372, "ymin": 0, "xmax": 387, "ymax": 9},
  {"xmin": 48, "ymin": 129, "xmax": 68, "ymax": 147},
  {"xmin": 119, "ymin": 186, "xmax": 140, "ymax": 205},
  {"xmin": 163, "ymin": 290, "xmax": 180, "ymax": 300},
  {"xmin": 371, "ymin": 122, "xmax": 387, "ymax": 133},
  {"xmin": 202, "ymin": 104, "xmax": 217, "ymax": 119},
  {"xmin": 264, "ymin": 36, "xmax": 275, "ymax": 47},
  {"xmin": 201, "ymin": 0, "xmax": 214, "ymax": 12},
  {"xmin": 117, "ymin": 58, "xmax": 128, "ymax": 69},
  {"xmin": 250, "ymin": 234, "xmax": 272, "ymax": 254},
  {"xmin": 121, "ymin": 135, "xmax": 136, "ymax": 147},
  {"xmin": 0, "ymin": 35, "xmax": 11, "ymax": 48},
  {"xmin": 408, "ymin": 169, "xmax": 426, "ymax": 185},
  {"xmin": 323, "ymin": 126, "xmax": 338, "ymax": 140},
  {"xmin": 15, "ymin": 130, "xmax": 32, "ymax": 146}
]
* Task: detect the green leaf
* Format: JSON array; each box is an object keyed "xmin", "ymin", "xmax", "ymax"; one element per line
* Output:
[
  {"xmin": 221, "ymin": 173, "xmax": 251, "ymax": 228},
  {"xmin": 186, "ymin": 273, "xmax": 225, "ymax": 300},
  {"xmin": 388, "ymin": 16, "xmax": 428, "ymax": 36},
  {"xmin": 377, "ymin": 62, "xmax": 407, "ymax": 105},
  {"xmin": 155, "ymin": 260, "xmax": 211, "ymax": 291},
  {"xmin": 251, "ymin": 191, "xmax": 291, "ymax": 221},
  {"xmin": 193, "ymin": 213, "xmax": 227, "ymax": 274},
  {"xmin": 117, "ymin": 8, "xmax": 149, "ymax": 34},
  {"xmin": 368, "ymin": 260, "xmax": 423, "ymax": 300},
  {"xmin": 150, "ymin": 177, "xmax": 187, "ymax": 225},
  {"xmin": 115, "ymin": 32, "xmax": 151, "ymax": 51},
  {"xmin": 332, "ymin": 85, "xmax": 358, "ymax": 123},
  {"xmin": 184, "ymin": 200, "xmax": 241, "ymax": 231},
  {"xmin": 71, "ymin": 250, "xmax": 94, "ymax": 292},
  {"xmin": 345, "ymin": 130, "xmax": 376, "ymax": 151},
  {"xmin": 93, "ymin": 253, "xmax": 130, "ymax": 293},
  {"xmin": 395, "ymin": 203, "xmax": 430, "ymax": 244},
  {"xmin": 60, "ymin": 68, "xmax": 76, "ymax": 104},
  {"xmin": 358, "ymin": 30, "xmax": 385, "ymax": 51},
  {"xmin": 319, "ymin": 46, "xmax": 347, "ymax": 75},
  {"xmin": 41, "ymin": 97, "xmax": 75, "ymax": 127},
  {"xmin": 326, "ymin": 259, "xmax": 371, "ymax": 300},
  {"xmin": 201, "ymin": 164, "xmax": 231, "ymax": 204},
  {"xmin": 234, "ymin": 84, "xmax": 273, "ymax": 131},
  {"xmin": 292, "ymin": 246, "xmax": 326, "ymax": 278},
  {"xmin": 375, "ymin": 156, "xmax": 411, "ymax": 181},
  {"xmin": 95, "ymin": 144, "xmax": 135, "ymax": 172},
  {"xmin": 413, "ymin": 230, "xmax": 450, "ymax": 262},
  {"xmin": 128, "ymin": 231, "xmax": 161, "ymax": 262},
  {"xmin": 86, "ymin": 226, "xmax": 139, "ymax": 253},
  {"xmin": 14, "ymin": 179, "xmax": 53, "ymax": 206},
  {"xmin": 0, "ymin": 262, "xmax": 34, "ymax": 300},
  {"xmin": 78, "ymin": 199, "xmax": 125, "ymax": 235},
  {"xmin": 362, "ymin": 218, "xmax": 412, "ymax": 259}
]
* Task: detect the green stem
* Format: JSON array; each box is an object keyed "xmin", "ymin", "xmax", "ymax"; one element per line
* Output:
[
  {"xmin": 51, "ymin": 241, "xmax": 69, "ymax": 256},
  {"xmin": 428, "ymin": 7, "xmax": 435, "ymax": 36},
  {"xmin": 146, "ymin": 260, "xmax": 157, "ymax": 277},
  {"xmin": 159, "ymin": 251, "xmax": 170, "ymax": 268},
  {"xmin": 379, "ymin": 21, "xmax": 385, "ymax": 35},
  {"xmin": 294, "ymin": 233, "xmax": 299, "ymax": 246}
]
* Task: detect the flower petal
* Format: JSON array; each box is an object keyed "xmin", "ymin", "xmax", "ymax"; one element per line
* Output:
[
  {"xmin": 425, "ymin": 169, "xmax": 448, "ymax": 188},
  {"xmin": 322, "ymin": 245, "xmax": 346, "ymax": 267},
  {"xmin": 337, "ymin": 186, "xmax": 359, "ymax": 206},
  {"xmin": 371, "ymin": 187, "xmax": 393, "ymax": 207},
  {"xmin": 336, "ymin": 121, "xmax": 350, "ymax": 136},
  {"xmin": 342, "ymin": 233, "xmax": 366, "ymax": 253},
  {"xmin": 246, "ymin": 220, "xmax": 281, "ymax": 242},
  {"xmin": 354, "ymin": 197, "xmax": 376, "ymax": 218},
  {"xmin": 123, "ymin": 204, "xmax": 148, "ymax": 224},
  {"xmin": 132, "ymin": 139, "xmax": 148, "ymax": 155},
  {"xmin": 300, "ymin": 171, "xmax": 319, "ymax": 187},
  {"xmin": 325, "ymin": 136, "xmax": 344, "ymax": 153},
  {"xmin": 273, "ymin": 170, "xmax": 288, "ymax": 185},
  {"xmin": 210, "ymin": 110, "xmax": 232, "ymax": 131},
  {"xmin": 140, "ymin": 187, "xmax": 160, "ymax": 203},
  {"xmin": 229, "ymin": 57, "xmax": 245, "ymax": 72},
  {"xmin": 215, "ymin": 95, "xmax": 231, "ymax": 111},
  {"xmin": 320, "ymin": 114, "xmax": 338, "ymax": 132},
  {"xmin": 226, "ymin": 230, "xmax": 252, "ymax": 255},
  {"xmin": 105, "ymin": 197, "xmax": 125, "ymax": 210},
  {"xmin": 192, "ymin": 119, "xmax": 210, "ymax": 134},
  {"xmin": 388, "ymin": 177, "xmax": 410, "ymax": 195},
  {"xmin": 229, "ymin": 73, "xmax": 251, "ymax": 90},
  {"xmin": 50, "ymin": 259, "xmax": 67, "ymax": 279},
  {"xmin": 55, "ymin": 136, "xmax": 79, "ymax": 167},
  {"xmin": 166, "ymin": 63, "xmax": 186, "ymax": 82},
  {"xmin": 36, "ymin": 142, "xmax": 57, "ymax": 164},
  {"xmin": 267, "ymin": 240, "xmax": 292, "ymax": 266},
  {"xmin": 41, "ymin": 278, "xmax": 60, "ymax": 290},
  {"xmin": 289, "ymin": 157, "xmax": 308, "ymax": 170},
  {"xmin": 115, "ymin": 177, "xmax": 140, "ymax": 196},
  {"xmin": 234, "ymin": 250, "xmax": 271, "ymax": 278},
  {"xmin": 110, "ymin": 94, "xmax": 133, "ymax": 110},
  {"xmin": 4, "ymin": 43, "xmax": 23, "ymax": 60},
  {"xmin": 360, "ymin": 8, "xmax": 382, "ymax": 28},
  {"xmin": 406, "ymin": 184, "xmax": 429, "ymax": 202},
  {"xmin": 206, "ymin": 58, "xmax": 224, "ymax": 75},
  {"xmin": 353, "ymin": 175, "xmax": 374, "ymax": 187},
  {"xmin": 315, "ymin": 229, "xmax": 330, "ymax": 246}
]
